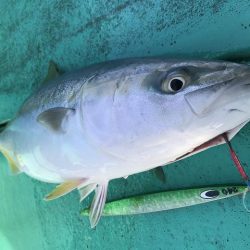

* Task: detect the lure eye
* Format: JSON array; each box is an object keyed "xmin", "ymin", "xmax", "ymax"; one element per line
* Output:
[{"xmin": 200, "ymin": 190, "xmax": 220, "ymax": 199}]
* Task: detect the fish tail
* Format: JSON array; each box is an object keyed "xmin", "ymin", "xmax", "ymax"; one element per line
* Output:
[
  {"xmin": 0, "ymin": 120, "xmax": 21, "ymax": 174},
  {"xmin": 0, "ymin": 119, "xmax": 9, "ymax": 133}
]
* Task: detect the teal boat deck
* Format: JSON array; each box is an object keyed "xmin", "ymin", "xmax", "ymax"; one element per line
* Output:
[{"xmin": 1, "ymin": 1, "xmax": 250, "ymax": 249}]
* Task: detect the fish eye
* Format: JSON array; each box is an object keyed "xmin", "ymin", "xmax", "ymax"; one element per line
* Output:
[
  {"xmin": 168, "ymin": 77, "xmax": 185, "ymax": 92},
  {"xmin": 162, "ymin": 75, "xmax": 186, "ymax": 93}
]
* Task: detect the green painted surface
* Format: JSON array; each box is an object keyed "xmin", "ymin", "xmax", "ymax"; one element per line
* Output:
[{"xmin": 1, "ymin": 1, "xmax": 250, "ymax": 249}]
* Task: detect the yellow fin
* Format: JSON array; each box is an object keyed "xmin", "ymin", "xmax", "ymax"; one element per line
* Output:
[
  {"xmin": 44, "ymin": 179, "xmax": 84, "ymax": 201},
  {"xmin": 7, "ymin": 157, "xmax": 20, "ymax": 174},
  {"xmin": 0, "ymin": 148, "xmax": 20, "ymax": 174}
]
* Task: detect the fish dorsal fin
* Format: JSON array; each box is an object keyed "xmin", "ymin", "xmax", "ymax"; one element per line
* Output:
[
  {"xmin": 43, "ymin": 60, "xmax": 60, "ymax": 83},
  {"xmin": 37, "ymin": 107, "xmax": 75, "ymax": 133},
  {"xmin": 44, "ymin": 179, "xmax": 85, "ymax": 201}
]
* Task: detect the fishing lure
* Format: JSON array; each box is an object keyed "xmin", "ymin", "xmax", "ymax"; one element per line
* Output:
[{"xmin": 81, "ymin": 185, "xmax": 245, "ymax": 216}]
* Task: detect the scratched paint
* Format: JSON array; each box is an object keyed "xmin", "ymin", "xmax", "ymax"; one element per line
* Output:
[{"xmin": 1, "ymin": 1, "xmax": 250, "ymax": 249}]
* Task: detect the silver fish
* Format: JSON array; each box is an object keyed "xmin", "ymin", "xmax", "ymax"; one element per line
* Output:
[{"xmin": 1, "ymin": 58, "xmax": 250, "ymax": 227}]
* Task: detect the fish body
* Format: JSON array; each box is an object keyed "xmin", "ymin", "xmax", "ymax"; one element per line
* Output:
[
  {"xmin": 81, "ymin": 185, "xmax": 246, "ymax": 216},
  {"xmin": 1, "ymin": 58, "xmax": 250, "ymax": 227}
]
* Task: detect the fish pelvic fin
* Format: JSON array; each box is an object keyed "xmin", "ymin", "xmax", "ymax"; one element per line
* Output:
[
  {"xmin": 44, "ymin": 178, "xmax": 109, "ymax": 228},
  {"xmin": 79, "ymin": 183, "xmax": 97, "ymax": 202},
  {"xmin": 89, "ymin": 182, "xmax": 108, "ymax": 228},
  {"xmin": 78, "ymin": 181, "xmax": 109, "ymax": 228},
  {"xmin": 44, "ymin": 179, "xmax": 86, "ymax": 201}
]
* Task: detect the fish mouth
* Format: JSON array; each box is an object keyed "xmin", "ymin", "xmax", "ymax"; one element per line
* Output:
[{"xmin": 175, "ymin": 121, "xmax": 249, "ymax": 161}]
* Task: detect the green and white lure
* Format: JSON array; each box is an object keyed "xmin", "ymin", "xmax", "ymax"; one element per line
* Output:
[{"xmin": 81, "ymin": 185, "xmax": 247, "ymax": 216}]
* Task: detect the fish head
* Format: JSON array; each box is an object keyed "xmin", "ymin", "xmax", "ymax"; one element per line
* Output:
[
  {"xmin": 142, "ymin": 60, "xmax": 250, "ymax": 132},
  {"xmin": 139, "ymin": 60, "xmax": 250, "ymax": 160},
  {"xmin": 82, "ymin": 59, "xmax": 250, "ymax": 164}
]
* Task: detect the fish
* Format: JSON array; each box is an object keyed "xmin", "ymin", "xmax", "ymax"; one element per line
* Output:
[
  {"xmin": 1, "ymin": 58, "xmax": 250, "ymax": 227},
  {"xmin": 81, "ymin": 185, "xmax": 246, "ymax": 216}
]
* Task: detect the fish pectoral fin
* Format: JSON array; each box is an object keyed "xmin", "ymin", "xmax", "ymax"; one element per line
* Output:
[
  {"xmin": 89, "ymin": 182, "xmax": 109, "ymax": 228},
  {"xmin": 43, "ymin": 60, "xmax": 60, "ymax": 83},
  {"xmin": 37, "ymin": 107, "xmax": 75, "ymax": 133},
  {"xmin": 153, "ymin": 166, "xmax": 166, "ymax": 183},
  {"xmin": 44, "ymin": 179, "xmax": 87, "ymax": 201}
]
